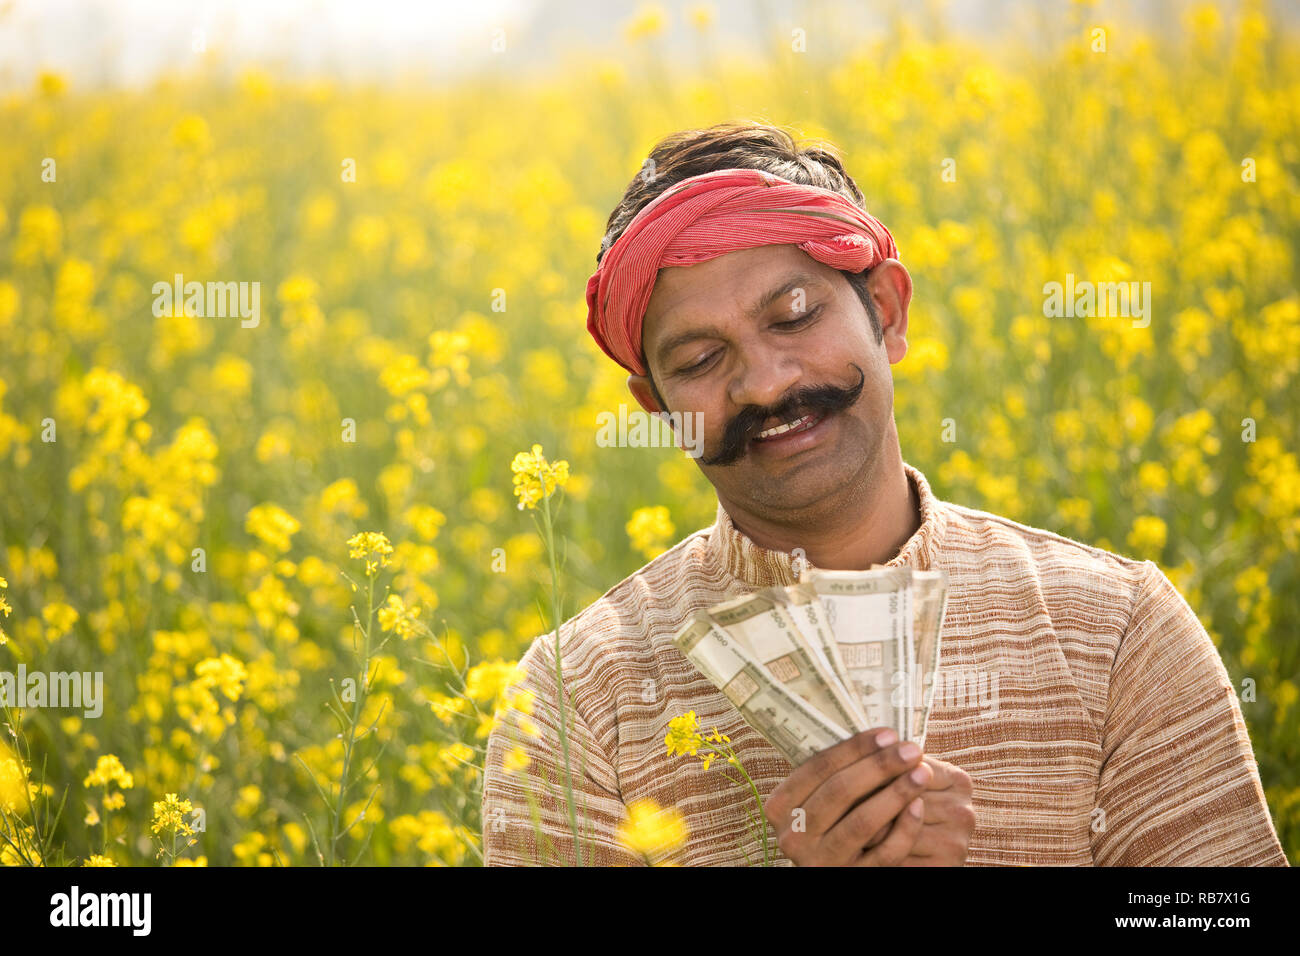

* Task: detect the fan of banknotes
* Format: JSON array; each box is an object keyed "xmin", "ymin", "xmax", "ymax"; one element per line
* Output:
[{"xmin": 672, "ymin": 565, "xmax": 949, "ymax": 766}]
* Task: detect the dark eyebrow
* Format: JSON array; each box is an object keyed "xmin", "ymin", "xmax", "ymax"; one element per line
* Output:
[
  {"xmin": 745, "ymin": 271, "xmax": 822, "ymax": 320},
  {"xmin": 652, "ymin": 271, "xmax": 825, "ymax": 368}
]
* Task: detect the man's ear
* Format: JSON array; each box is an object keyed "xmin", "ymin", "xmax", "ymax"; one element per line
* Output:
[
  {"xmin": 868, "ymin": 259, "xmax": 913, "ymax": 363},
  {"xmin": 627, "ymin": 374, "xmax": 663, "ymax": 416}
]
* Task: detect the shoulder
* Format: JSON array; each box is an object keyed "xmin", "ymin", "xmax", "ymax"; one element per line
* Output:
[{"xmin": 936, "ymin": 498, "xmax": 1152, "ymax": 617}]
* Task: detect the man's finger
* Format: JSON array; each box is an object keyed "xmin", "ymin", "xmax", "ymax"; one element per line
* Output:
[
  {"xmin": 822, "ymin": 760, "xmax": 930, "ymax": 862},
  {"xmin": 802, "ymin": 740, "xmax": 927, "ymax": 836},
  {"xmin": 918, "ymin": 755, "xmax": 972, "ymax": 794},
  {"xmin": 764, "ymin": 727, "xmax": 898, "ymax": 826},
  {"xmin": 854, "ymin": 796, "xmax": 925, "ymax": 866}
]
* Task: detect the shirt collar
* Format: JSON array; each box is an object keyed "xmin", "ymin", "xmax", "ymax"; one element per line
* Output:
[{"xmin": 705, "ymin": 461, "xmax": 947, "ymax": 589}]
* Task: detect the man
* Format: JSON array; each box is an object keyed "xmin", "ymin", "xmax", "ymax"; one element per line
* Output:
[{"xmin": 481, "ymin": 122, "xmax": 1288, "ymax": 866}]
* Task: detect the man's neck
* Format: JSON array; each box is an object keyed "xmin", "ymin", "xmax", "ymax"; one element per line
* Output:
[{"xmin": 719, "ymin": 444, "xmax": 922, "ymax": 571}]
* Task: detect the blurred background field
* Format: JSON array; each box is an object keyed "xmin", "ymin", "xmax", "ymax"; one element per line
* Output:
[{"xmin": 0, "ymin": 0, "xmax": 1297, "ymax": 865}]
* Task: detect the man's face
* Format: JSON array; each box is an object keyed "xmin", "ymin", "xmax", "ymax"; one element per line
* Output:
[{"xmin": 634, "ymin": 244, "xmax": 910, "ymax": 523}]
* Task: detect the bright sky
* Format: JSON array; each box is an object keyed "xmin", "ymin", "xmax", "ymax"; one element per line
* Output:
[
  {"xmin": 0, "ymin": 0, "xmax": 543, "ymax": 88},
  {"xmin": 0, "ymin": 0, "xmax": 1276, "ymax": 91}
]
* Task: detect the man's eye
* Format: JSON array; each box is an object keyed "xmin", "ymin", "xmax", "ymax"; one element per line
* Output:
[
  {"xmin": 775, "ymin": 304, "xmax": 823, "ymax": 329},
  {"xmin": 678, "ymin": 351, "xmax": 717, "ymax": 375}
]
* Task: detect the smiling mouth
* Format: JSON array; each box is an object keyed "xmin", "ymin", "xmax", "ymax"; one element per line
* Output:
[{"xmin": 752, "ymin": 410, "xmax": 826, "ymax": 442}]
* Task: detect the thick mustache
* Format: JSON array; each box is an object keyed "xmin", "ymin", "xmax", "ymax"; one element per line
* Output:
[{"xmin": 699, "ymin": 364, "xmax": 866, "ymax": 466}]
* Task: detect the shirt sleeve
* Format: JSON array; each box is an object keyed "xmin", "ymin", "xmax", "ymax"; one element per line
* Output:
[
  {"xmin": 1091, "ymin": 560, "xmax": 1288, "ymax": 866},
  {"xmin": 481, "ymin": 631, "xmax": 644, "ymax": 866}
]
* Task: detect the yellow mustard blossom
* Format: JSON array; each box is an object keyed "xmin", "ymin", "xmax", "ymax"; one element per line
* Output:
[
  {"xmin": 503, "ymin": 745, "xmax": 530, "ymax": 774},
  {"xmin": 195, "ymin": 653, "xmax": 248, "ymax": 702},
  {"xmin": 83, "ymin": 854, "xmax": 116, "ymax": 867},
  {"xmin": 377, "ymin": 593, "xmax": 421, "ymax": 639},
  {"xmin": 0, "ymin": 574, "xmax": 9, "ymax": 644},
  {"xmin": 245, "ymin": 503, "xmax": 301, "ymax": 553},
  {"xmin": 347, "ymin": 531, "xmax": 394, "ymax": 575},
  {"xmin": 403, "ymin": 504, "xmax": 447, "ymax": 541},
  {"xmin": 624, "ymin": 4, "xmax": 668, "ymax": 41},
  {"xmin": 41, "ymin": 601, "xmax": 79, "ymax": 641},
  {"xmin": 510, "ymin": 444, "xmax": 570, "ymax": 510},
  {"xmin": 150, "ymin": 792, "xmax": 195, "ymax": 836},
  {"xmin": 1127, "ymin": 515, "xmax": 1168, "ymax": 558},
  {"xmin": 616, "ymin": 798, "xmax": 688, "ymax": 860},
  {"xmin": 83, "ymin": 753, "xmax": 135, "ymax": 790},
  {"xmin": 1, "ymin": 755, "xmax": 38, "ymax": 814},
  {"xmin": 626, "ymin": 505, "xmax": 676, "ymax": 560},
  {"xmin": 464, "ymin": 659, "xmax": 526, "ymax": 704},
  {"xmin": 665, "ymin": 710, "xmax": 703, "ymax": 757}
]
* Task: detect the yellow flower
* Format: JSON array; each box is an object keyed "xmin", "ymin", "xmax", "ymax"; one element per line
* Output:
[
  {"xmin": 510, "ymin": 444, "xmax": 570, "ymax": 510},
  {"xmin": 83, "ymin": 854, "xmax": 116, "ymax": 867},
  {"xmin": 616, "ymin": 798, "xmax": 689, "ymax": 859},
  {"xmin": 626, "ymin": 505, "xmax": 676, "ymax": 560},
  {"xmin": 665, "ymin": 710, "xmax": 703, "ymax": 757},
  {"xmin": 1127, "ymin": 515, "xmax": 1168, "ymax": 558},
  {"xmin": 150, "ymin": 792, "xmax": 195, "ymax": 836},
  {"xmin": 688, "ymin": 4, "xmax": 715, "ymax": 30},
  {"xmin": 464, "ymin": 659, "xmax": 526, "ymax": 704},
  {"xmin": 377, "ymin": 593, "xmax": 421, "ymax": 639},
  {"xmin": 347, "ymin": 531, "xmax": 394, "ymax": 574},
  {"xmin": 1, "ymin": 755, "xmax": 37, "ymax": 814},
  {"xmin": 0, "ymin": 575, "xmax": 10, "ymax": 645},
  {"xmin": 245, "ymin": 503, "xmax": 301, "ymax": 553},
  {"xmin": 83, "ymin": 753, "xmax": 134, "ymax": 790},
  {"xmin": 195, "ymin": 653, "xmax": 248, "ymax": 701},
  {"xmin": 624, "ymin": 4, "xmax": 668, "ymax": 41},
  {"xmin": 517, "ymin": 713, "xmax": 541, "ymax": 738},
  {"xmin": 503, "ymin": 746, "xmax": 530, "ymax": 774},
  {"xmin": 403, "ymin": 504, "xmax": 447, "ymax": 541},
  {"xmin": 41, "ymin": 601, "xmax": 79, "ymax": 640}
]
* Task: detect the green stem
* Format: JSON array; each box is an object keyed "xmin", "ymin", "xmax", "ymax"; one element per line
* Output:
[
  {"xmin": 703, "ymin": 738, "xmax": 770, "ymax": 865},
  {"xmin": 330, "ymin": 567, "xmax": 373, "ymax": 865},
  {"xmin": 539, "ymin": 494, "xmax": 584, "ymax": 867}
]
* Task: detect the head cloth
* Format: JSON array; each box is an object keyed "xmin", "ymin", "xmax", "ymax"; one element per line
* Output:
[{"xmin": 585, "ymin": 167, "xmax": 899, "ymax": 377}]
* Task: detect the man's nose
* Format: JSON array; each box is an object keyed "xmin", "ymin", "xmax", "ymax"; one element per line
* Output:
[{"xmin": 727, "ymin": 345, "xmax": 802, "ymax": 411}]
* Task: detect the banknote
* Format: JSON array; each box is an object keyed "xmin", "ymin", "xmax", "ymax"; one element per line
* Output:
[
  {"xmin": 803, "ymin": 566, "xmax": 913, "ymax": 738},
  {"xmin": 672, "ymin": 612, "xmax": 852, "ymax": 765},
  {"xmin": 675, "ymin": 565, "xmax": 949, "ymax": 760},
  {"xmin": 871, "ymin": 565, "xmax": 949, "ymax": 742},
  {"xmin": 761, "ymin": 583, "xmax": 869, "ymax": 731},
  {"xmin": 705, "ymin": 592, "xmax": 865, "ymax": 735}
]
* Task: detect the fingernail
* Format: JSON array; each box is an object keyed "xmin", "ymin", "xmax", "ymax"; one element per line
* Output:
[
  {"xmin": 908, "ymin": 798, "xmax": 924, "ymax": 818},
  {"xmin": 899, "ymin": 742, "xmax": 920, "ymax": 761},
  {"xmin": 910, "ymin": 766, "xmax": 929, "ymax": 785},
  {"xmin": 874, "ymin": 729, "xmax": 898, "ymax": 748}
]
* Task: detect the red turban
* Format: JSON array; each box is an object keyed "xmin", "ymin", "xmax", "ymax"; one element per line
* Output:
[{"xmin": 585, "ymin": 167, "xmax": 900, "ymax": 377}]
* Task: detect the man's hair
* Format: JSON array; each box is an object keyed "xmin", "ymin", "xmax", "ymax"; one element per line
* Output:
[{"xmin": 595, "ymin": 121, "xmax": 886, "ymax": 410}]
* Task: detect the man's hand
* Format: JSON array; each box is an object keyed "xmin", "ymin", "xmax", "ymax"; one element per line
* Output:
[
  {"xmin": 861, "ymin": 754, "xmax": 975, "ymax": 865},
  {"xmin": 763, "ymin": 727, "xmax": 935, "ymax": 866}
]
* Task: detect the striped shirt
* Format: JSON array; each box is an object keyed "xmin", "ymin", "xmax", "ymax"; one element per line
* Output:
[{"xmin": 481, "ymin": 461, "xmax": 1288, "ymax": 866}]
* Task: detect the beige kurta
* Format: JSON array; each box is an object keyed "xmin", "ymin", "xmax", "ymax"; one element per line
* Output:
[{"xmin": 481, "ymin": 461, "xmax": 1288, "ymax": 866}]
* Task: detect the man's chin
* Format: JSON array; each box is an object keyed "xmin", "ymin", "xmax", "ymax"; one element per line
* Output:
[{"xmin": 711, "ymin": 454, "xmax": 856, "ymax": 517}]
